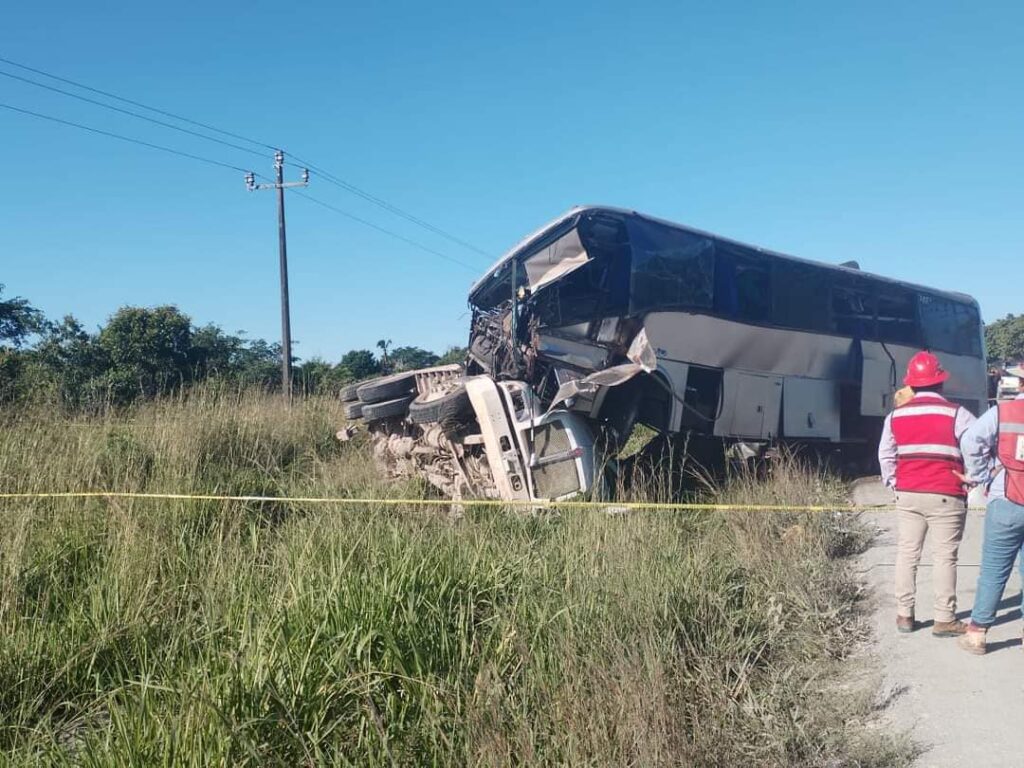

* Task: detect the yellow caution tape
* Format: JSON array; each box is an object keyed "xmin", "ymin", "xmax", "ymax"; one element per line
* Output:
[{"xmin": 0, "ymin": 490, "xmax": 905, "ymax": 512}]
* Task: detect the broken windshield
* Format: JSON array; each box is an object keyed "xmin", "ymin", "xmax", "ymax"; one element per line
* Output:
[{"xmin": 530, "ymin": 212, "xmax": 631, "ymax": 327}]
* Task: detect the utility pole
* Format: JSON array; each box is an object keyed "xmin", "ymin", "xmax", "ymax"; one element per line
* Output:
[{"xmin": 246, "ymin": 152, "xmax": 309, "ymax": 400}]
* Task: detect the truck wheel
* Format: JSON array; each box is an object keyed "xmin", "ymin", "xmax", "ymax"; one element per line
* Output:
[
  {"xmin": 340, "ymin": 383, "xmax": 362, "ymax": 402},
  {"xmin": 357, "ymin": 372, "xmax": 417, "ymax": 404},
  {"xmin": 408, "ymin": 386, "xmax": 471, "ymax": 425},
  {"xmin": 343, "ymin": 401, "xmax": 363, "ymax": 420},
  {"xmin": 361, "ymin": 395, "xmax": 415, "ymax": 422}
]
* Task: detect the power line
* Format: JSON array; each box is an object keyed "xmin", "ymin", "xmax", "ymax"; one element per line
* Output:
[
  {"xmin": 291, "ymin": 190, "xmax": 480, "ymax": 272},
  {"xmin": 0, "ymin": 54, "xmax": 277, "ymax": 151},
  {"xmin": 0, "ymin": 68, "xmax": 266, "ymax": 159},
  {"xmin": 0, "ymin": 54, "xmax": 492, "ymax": 259},
  {"xmin": 0, "ymin": 100, "xmax": 476, "ymax": 272},
  {"xmin": 0, "ymin": 101, "xmax": 251, "ymax": 173},
  {"xmin": 289, "ymin": 157, "xmax": 493, "ymax": 259}
]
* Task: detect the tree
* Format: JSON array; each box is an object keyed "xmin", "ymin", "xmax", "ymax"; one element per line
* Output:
[
  {"xmin": 98, "ymin": 305, "xmax": 194, "ymax": 403},
  {"xmin": 27, "ymin": 315, "xmax": 108, "ymax": 408},
  {"xmin": 985, "ymin": 314, "xmax": 1024, "ymax": 364},
  {"xmin": 389, "ymin": 346, "xmax": 440, "ymax": 372},
  {"xmin": 190, "ymin": 324, "xmax": 245, "ymax": 378},
  {"xmin": 437, "ymin": 346, "xmax": 467, "ymax": 365},
  {"xmin": 376, "ymin": 339, "xmax": 392, "ymax": 372},
  {"xmin": 337, "ymin": 349, "xmax": 381, "ymax": 382},
  {"xmin": 233, "ymin": 338, "xmax": 283, "ymax": 388},
  {"xmin": 0, "ymin": 349, "xmax": 25, "ymax": 403},
  {"xmin": 0, "ymin": 284, "xmax": 45, "ymax": 348},
  {"xmin": 297, "ymin": 357, "xmax": 348, "ymax": 395}
]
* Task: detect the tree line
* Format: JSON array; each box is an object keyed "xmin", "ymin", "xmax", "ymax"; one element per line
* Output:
[
  {"xmin": 0, "ymin": 285, "xmax": 465, "ymax": 410},
  {"xmin": 985, "ymin": 313, "xmax": 1024, "ymax": 367},
  {"xmin": 3, "ymin": 284, "xmax": 1022, "ymax": 411}
]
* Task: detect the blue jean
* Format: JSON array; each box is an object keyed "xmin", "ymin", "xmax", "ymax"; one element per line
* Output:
[{"xmin": 970, "ymin": 497, "xmax": 1024, "ymax": 627}]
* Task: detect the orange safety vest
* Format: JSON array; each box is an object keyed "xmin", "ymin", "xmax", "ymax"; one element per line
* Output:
[{"xmin": 890, "ymin": 394, "xmax": 966, "ymax": 498}]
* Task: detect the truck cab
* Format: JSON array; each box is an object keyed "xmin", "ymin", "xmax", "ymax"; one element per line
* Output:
[{"xmin": 341, "ymin": 366, "xmax": 597, "ymax": 504}]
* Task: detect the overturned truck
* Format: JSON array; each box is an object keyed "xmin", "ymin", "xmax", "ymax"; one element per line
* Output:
[{"xmin": 341, "ymin": 206, "xmax": 988, "ymax": 503}]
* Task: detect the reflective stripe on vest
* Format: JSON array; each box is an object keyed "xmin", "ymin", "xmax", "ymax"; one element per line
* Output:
[
  {"xmin": 998, "ymin": 401, "xmax": 1024, "ymax": 504},
  {"xmin": 891, "ymin": 394, "xmax": 965, "ymax": 497},
  {"xmin": 891, "ymin": 405, "xmax": 962, "ymax": 419},
  {"xmin": 895, "ymin": 443, "xmax": 963, "ymax": 459}
]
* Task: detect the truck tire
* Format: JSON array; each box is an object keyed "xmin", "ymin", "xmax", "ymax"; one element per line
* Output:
[
  {"xmin": 361, "ymin": 395, "xmax": 415, "ymax": 422},
  {"xmin": 357, "ymin": 372, "xmax": 417, "ymax": 404},
  {"xmin": 340, "ymin": 383, "xmax": 362, "ymax": 402},
  {"xmin": 343, "ymin": 401, "xmax": 363, "ymax": 420},
  {"xmin": 408, "ymin": 385, "xmax": 471, "ymax": 425}
]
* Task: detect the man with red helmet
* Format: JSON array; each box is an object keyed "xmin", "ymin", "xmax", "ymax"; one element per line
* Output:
[
  {"xmin": 878, "ymin": 350, "xmax": 976, "ymax": 636},
  {"xmin": 958, "ymin": 376, "xmax": 1024, "ymax": 655}
]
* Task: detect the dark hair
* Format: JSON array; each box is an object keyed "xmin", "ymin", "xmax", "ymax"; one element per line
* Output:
[{"xmin": 913, "ymin": 383, "xmax": 944, "ymax": 394}]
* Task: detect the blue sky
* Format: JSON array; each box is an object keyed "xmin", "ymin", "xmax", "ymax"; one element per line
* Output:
[{"xmin": 2, "ymin": 1, "xmax": 1021, "ymax": 361}]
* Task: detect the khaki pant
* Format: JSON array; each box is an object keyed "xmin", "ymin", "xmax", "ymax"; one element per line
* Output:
[{"xmin": 895, "ymin": 491, "xmax": 966, "ymax": 623}]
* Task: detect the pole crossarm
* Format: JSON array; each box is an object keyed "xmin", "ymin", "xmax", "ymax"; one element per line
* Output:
[{"xmin": 246, "ymin": 175, "xmax": 309, "ymax": 192}]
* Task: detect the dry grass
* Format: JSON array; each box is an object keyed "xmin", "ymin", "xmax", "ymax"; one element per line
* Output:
[{"xmin": 0, "ymin": 389, "xmax": 910, "ymax": 766}]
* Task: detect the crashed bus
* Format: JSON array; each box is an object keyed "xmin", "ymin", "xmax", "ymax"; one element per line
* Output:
[{"xmin": 341, "ymin": 206, "xmax": 987, "ymax": 503}]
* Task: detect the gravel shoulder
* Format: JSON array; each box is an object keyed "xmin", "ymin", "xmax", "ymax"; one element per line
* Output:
[{"xmin": 853, "ymin": 477, "xmax": 1024, "ymax": 767}]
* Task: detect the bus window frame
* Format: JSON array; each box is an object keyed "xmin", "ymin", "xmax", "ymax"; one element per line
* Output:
[
  {"xmin": 917, "ymin": 292, "xmax": 983, "ymax": 357},
  {"xmin": 509, "ymin": 213, "xmax": 980, "ymax": 361}
]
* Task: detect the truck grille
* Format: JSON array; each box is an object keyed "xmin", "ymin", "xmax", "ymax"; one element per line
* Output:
[{"xmin": 531, "ymin": 422, "xmax": 580, "ymax": 499}]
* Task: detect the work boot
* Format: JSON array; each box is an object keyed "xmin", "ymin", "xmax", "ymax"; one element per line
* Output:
[
  {"xmin": 933, "ymin": 619, "xmax": 969, "ymax": 637},
  {"xmin": 957, "ymin": 624, "xmax": 988, "ymax": 655},
  {"xmin": 897, "ymin": 614, "xmax": 915, "ymax": 633}
]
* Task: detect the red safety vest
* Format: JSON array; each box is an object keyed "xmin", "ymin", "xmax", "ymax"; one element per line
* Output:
[
  {"xmin": 997, "ymin": 400, "xmax": 1024, "ymax": 505},
  {"xmin": 890, "ymin": 394, "xmax": 965, "ymax": 498}
]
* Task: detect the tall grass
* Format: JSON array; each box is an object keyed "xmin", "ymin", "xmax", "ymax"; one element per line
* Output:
[{"xmin": 0, "ymin": 390, "xmax": 908, "ymax": 766}]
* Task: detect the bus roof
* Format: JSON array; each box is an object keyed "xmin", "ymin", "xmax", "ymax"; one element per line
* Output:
[{"xmin": 468, "ymin": 205, "xmax": 980, "ymax": 309}]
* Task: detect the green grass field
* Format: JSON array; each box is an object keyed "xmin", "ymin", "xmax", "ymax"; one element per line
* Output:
[{"xmin": 0, "ymin": 390, "xmax": 911, "ymax": 766}]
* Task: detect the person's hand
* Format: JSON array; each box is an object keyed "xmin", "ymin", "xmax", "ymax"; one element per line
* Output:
[{"xmin": 953, "ymin": 471, "xmax": 977, "ymax": 490}]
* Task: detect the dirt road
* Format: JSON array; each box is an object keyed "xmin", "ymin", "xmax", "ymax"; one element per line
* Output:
[{"xmin": 853, "ymin": 478, "xmax": 1024, "ymax": 766}]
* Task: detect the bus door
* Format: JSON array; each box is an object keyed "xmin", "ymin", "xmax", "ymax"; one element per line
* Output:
[{"xmin": 861, "ymin": 346, "xmax": 897, "ymax": 417}]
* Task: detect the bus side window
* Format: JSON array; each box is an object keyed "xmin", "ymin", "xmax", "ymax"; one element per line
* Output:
[
  {"xmin": 627, "ymin": 218, "xmax": 714, "ymax": 314},
  {"xmin": 772, "ymin": 262, "xmax": 831, "ymax": 333},
  {"xmin": 919, "ymin": 295, "xmax": 982, "ymax": 356},
  {"xmin": 877, "ymin": 287, "xmax": 921, "ymax": 346},
  {"xmin": 714, "ymin": 244, "xmax": 771, "ymax": 323},
  {"xmin": 832, "ymin": 278, "xmax": 876, "ymax": 338}
]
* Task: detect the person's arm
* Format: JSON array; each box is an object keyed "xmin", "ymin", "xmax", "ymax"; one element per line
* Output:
[
  {"xmin": 960, "ymin": 406, "xmax": 999, "ymax": 485},
  {"xmin": 954, "ymin": 406, "xmax": 977, "ymax": 440},
  {"xmin": 878, "ymin": 413, "xmax": 898, "ymax": 489}
]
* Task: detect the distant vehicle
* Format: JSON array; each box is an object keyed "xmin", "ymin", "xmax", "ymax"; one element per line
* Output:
[
  {"xmin": 342, "ymin": 206, "xmax": 989, "ymax": 502},
  {"xmin": 998, "ymin": 368, "xmax": 1023, "ymax": 400}
]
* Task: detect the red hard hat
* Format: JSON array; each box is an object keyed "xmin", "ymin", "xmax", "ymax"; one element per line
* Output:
[{"xmin": 904, "ymin": 350, "xmax": 949, "ymax": 388}]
